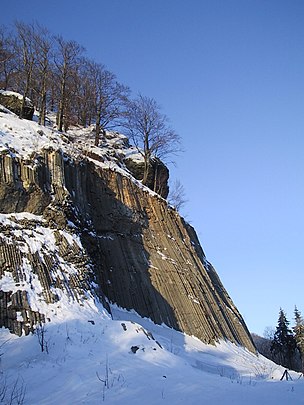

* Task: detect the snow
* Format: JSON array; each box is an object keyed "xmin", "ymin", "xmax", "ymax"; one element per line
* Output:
[
  {"xmin": 0, "ymin": 90, "xmax": 32, "ymax": 103},
  {"xmin": 1, "ymin": 301, "xmax": 303, "ymax": 404},
  {"xmin": 1, "ymin": 105, "xmax": 304, "ymax": 404},
  {"xmin": 0, "ymin": 104, "xmax": 163, "ymax": 200}
]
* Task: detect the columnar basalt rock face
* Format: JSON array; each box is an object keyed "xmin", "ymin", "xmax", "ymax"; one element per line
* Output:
[
  {"xmin": 0, "ymin": 211, "xmax": 94, "ymax": 335},
  {"xmin": 0, "ymin": 149, "xmax": 255, "ymax": 352},
  {"xmin": 0, "ymin": 290, "xmax": 45, "ymax": 336}
]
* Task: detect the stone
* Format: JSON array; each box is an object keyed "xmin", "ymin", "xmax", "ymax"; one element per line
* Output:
[
  {"xmin": 0, "ymin": 290, "xmax": 45, "ymax": 336},
  {"xmin": 124, "ymin": 156, "xmax": 169, "ymax": 198},
  {"xmin": 0, "ymin": 91, "xmax": 34, "ymax": 120}
]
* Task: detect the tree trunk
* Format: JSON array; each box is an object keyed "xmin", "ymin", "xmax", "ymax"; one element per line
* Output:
[
  {"xmin": 153, "ymin": 161, "xmax": 159, "ymax": 193},
  {"xmin": 142, "ymin": 155, "xmax": 150, "ymax": 185},
  {"xmin": 38, "ymin": 74, "xmax": 47, "ymax": 126},
  {"xmin": 20, "ymin": 76, "xmax": 30, "ymax": 119},
  {"xmin": 57, "ymin": 61, "xmax": 67, "ymax": 132},
  {"xmin": 40, "ymin": 91, "xmax": 46, "ymax": 125},
  {"xmin": 95, "ymin": 109, "xmax": 101, "ymax": 146},
  {"xmin": 142, "ymin": 132, "xmax": 150, "ymax": 185},
  {"xmin": 19, "ymin": 95, "xmax": 26, "ymax": 119},
  {"xmin": 58, "ymin": 100, "xmax": 64, "ymax": 131},
  {"xmin": 58, "ymin": 77, "xmax": 65, "ymax": 132}
]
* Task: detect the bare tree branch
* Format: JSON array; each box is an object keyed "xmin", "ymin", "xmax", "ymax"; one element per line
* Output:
[{"xmin": 123, "ymin": 94, "xmax": 181, "ymax": 186}]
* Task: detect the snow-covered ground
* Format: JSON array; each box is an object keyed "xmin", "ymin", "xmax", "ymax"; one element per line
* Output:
[
  {"xmin": 1, "ymin": 300, "xmax": 303, "ymax": 405},
  {"xmin": 1, "ymin": 102, "xmax": 304, "ymax": 404}
]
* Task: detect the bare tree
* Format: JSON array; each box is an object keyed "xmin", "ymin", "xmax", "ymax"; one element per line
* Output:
[
  {"xmin": 54, "ymin": 36, "xmax": 84, "ymax": 131},
  {"xmin": 14, "ymin": 21, "xmax": 36, "ymax": 118},
  {"xmin": 124, "ymin": 94, "xmax": 181, "ymax": 186},
  {"xmin": 88, "ymin": 62, "xmax": 129, "ymax": 146},
  {"xmin": 168, "ymin": 179, "xmax": 187, "ymax": 211},
  {"xmin": 0, "ymin": 26, "xmax": 18, "ymax": 90},
  {"xmin": 32, "ymin": 24, "xmax": 52, "ymax": 125},
  {"xmin": 73, "ymin": 57, "xmax": 95, "ymax": 127}
]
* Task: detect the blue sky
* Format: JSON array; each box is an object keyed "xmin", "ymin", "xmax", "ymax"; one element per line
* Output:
[{"xmin": 2, "ymin": 0, "xmax": 304, "ymax": 335}]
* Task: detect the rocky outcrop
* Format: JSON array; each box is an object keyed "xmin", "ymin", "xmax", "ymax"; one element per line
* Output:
[
  {"xmin": 124, "ymin": 157, "xmax": 169, "ymax": 198},
  {"xmin": 0, "ymin": 151, "xmax": 52, "ymax": 213},
  {"xmin": 0, "ymin": 148, "xmax": 255, "ymax": 352},
  {"xmin": 0, "ymin": 290, "xmax": 45, "ymax": 336},
  {"xmin": 0, "ymin": 91, "xmax": 34, "ymax": 120}
]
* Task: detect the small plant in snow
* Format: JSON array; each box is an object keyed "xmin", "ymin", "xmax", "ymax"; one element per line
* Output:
[
  {"xmin": 96, "ymin": 355, "xmax": 125, "ymax": 402},
  {"xmin": 96, "ymin": 355, "xmax": 110, "ymax": 402},
  {"xmin": 34, "ymin": 323, "xmax": 49, "ymax": 354},
  {"xmin": 65, "ymin": 324, "xmax": 73, "ymax": 345},
  {"xmin": 0, "ymin": 374, "xmax": 26, "ymax": 405},
  {"xmin": 252, "ymin": 362, "xmax": 268, "ymax": 379}
]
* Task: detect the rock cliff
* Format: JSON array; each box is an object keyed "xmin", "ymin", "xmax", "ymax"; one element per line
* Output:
[{"xmin": 0, "ymin": 110, "xmax": 255, "ymax": 352}]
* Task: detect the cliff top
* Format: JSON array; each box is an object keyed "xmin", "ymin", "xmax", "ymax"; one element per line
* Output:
[{"xmin": 0, "ymin": 100, "xmax": 161, "ymax": 197}]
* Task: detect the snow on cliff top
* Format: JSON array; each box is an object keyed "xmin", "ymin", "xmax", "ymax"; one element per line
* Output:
[
  {"xmin": 0, "ymin": 102, "xmax": 140, "ymax": 171},
  {"xmin": 0, "ymin": 105, "xmax": 126, "ymax": 158},
  {"xmin": 0, "ymin": 102, "xmax": 163, "ymax": 198}
]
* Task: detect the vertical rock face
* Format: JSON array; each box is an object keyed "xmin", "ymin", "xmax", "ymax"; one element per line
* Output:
[{"xmin": 0, "ymin": 149, "xmax": 255, "ymax": 352}]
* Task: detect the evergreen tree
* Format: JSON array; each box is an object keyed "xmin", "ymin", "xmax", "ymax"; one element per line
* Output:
[
  {"xmin": 294, "ymin": 306, "xmax": 304, "ymax": 373},
  {"xmin": 271, "ymin": 308, "xmax": 296, "ymax": 369}
]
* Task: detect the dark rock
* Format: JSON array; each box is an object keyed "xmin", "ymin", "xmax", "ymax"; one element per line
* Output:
[
  {"xmin": 0, "ymin": 91, "xmax": 34, "ymax": 120},
  {"xmin": 0, "ymin": 290, "xmax": 45, "ymax": 336},
  {"xmin": 124, "ymin": 157, "xmax": 169, "ymax": 198}
]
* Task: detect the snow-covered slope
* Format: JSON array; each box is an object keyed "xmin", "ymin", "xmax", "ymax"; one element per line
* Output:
[{"xmin": 1, "ymin": 300, "xmax": 303, "ymax": 405}]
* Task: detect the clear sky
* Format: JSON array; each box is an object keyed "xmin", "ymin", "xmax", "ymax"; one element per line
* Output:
[{"xmin": 2, "ymin": 0, "xmax": 304, "ymax": 335}]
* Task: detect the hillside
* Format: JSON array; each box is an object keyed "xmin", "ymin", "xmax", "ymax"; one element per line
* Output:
[{"xmin": 1, "ymin": 102, "xmax": 303, "ymax": 403}]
